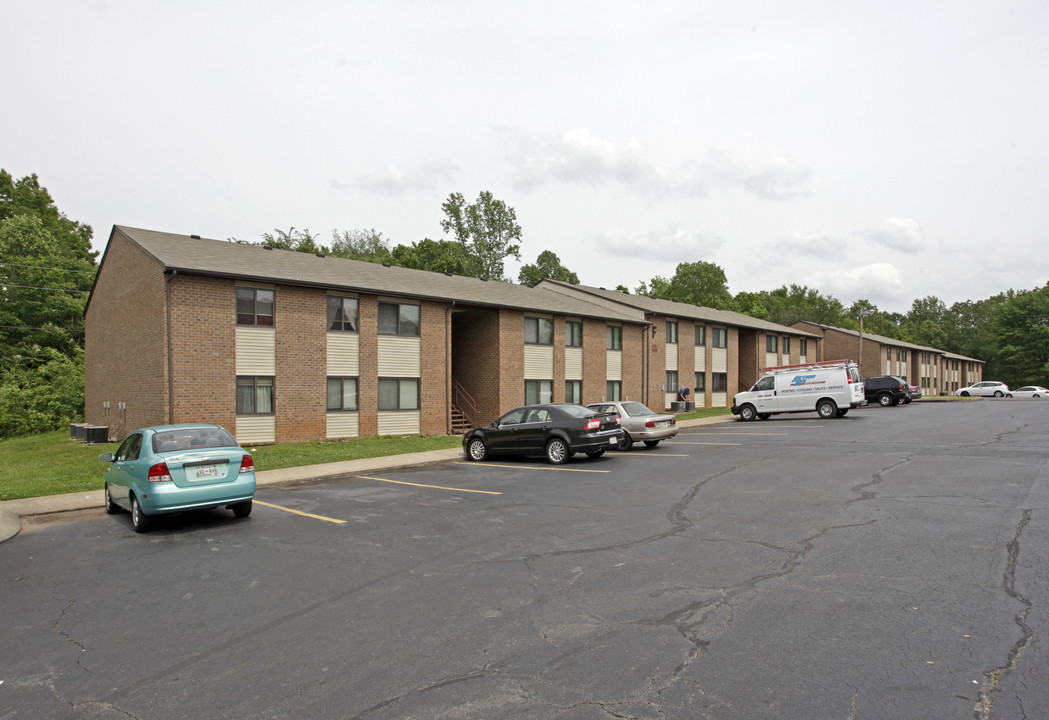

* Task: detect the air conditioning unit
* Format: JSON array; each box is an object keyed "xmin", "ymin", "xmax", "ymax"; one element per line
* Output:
[
  {"xmin": 84, "ymin": 426, "xmax": 110, "ymax": 444},
  {"xmin": 70, "ymin": 423, "xmax": 90, "ymax": 441}
]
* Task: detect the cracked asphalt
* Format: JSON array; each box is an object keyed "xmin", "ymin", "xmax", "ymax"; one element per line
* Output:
[{"xmin": 1, "ymin": 400, "xmax": 1046, "ymax": 719}]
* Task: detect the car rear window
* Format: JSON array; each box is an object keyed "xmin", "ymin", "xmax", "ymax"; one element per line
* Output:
[
  {"xmin": 621, "ymin": 402, "xmax": 654, "ymax": 417},
  {"xmin": 559, "ymin": 404, "xmax": 597, "ymax": 418},
  {"xmin": 153, "ymin": 427, "xmax": 238, "ymax": 453}
]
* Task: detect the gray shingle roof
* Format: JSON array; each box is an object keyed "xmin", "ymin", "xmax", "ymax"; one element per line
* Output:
[
  {"xmin": 793, "ymin": 321, "xmax": 984, "ymax": 363},
  {"xmin": 106, "ymin": 226, "xmax": 648, "ymax": 324},
  {"xmin": 536, "ymin": 279, "xmax": 820, "ymax": 337}
]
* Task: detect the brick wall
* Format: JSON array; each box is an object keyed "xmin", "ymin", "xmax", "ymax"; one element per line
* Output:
[
  {"xmin": 581, "ymin": 318, "xmax": 608, "ymax": 405},
  {"xmin": 357, "ymin": 295, "xmax": 378, "ymax": 436},
  {"xmin": 84, "ymin": 230, "xmax": 169, "ymax": 438},
  {"xmin": 498, "ymin": 310, "xmax": 525, "ymax": 413},
  {"xmin": 623, "ymin": 322, "xmax": 644, "ymax": 404},
  {"xmin": 452, "ymin": 308, "xmax": 502, "ymax": 426},
  {"xmin": 420, "ymin": 301, "xmax": 450, "ymax": 435},
  {"xmin": 738, "ymin": 330, "xmax": 758, "ymax": 391},
  {"xmin": 274, "ymin": 285, "xmax": 326, "ymax": 442}
]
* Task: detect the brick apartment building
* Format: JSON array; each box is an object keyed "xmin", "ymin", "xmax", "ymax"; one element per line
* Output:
[{"xmin": 791, "ymin": 321, "xmax": 984, "ymax": 394}]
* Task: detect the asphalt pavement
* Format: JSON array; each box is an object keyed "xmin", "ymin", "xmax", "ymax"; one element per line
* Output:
[{"xmin": 0, "ymin": 415, "xmax": 734, "ymax": 542}]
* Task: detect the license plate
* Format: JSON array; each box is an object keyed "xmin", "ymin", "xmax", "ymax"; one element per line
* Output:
[
  {"xmin": 192, "ymin": 464, "xmax": 220, "ymax": 479},
  {"xmin": 609, "ymin": 437, "xmax": 618, "ymax": 445}
]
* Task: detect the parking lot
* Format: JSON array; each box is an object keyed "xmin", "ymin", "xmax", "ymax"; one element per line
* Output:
[{"xmin": 2, "ymin": 400, "xmax": 1047, "ymax": 719}]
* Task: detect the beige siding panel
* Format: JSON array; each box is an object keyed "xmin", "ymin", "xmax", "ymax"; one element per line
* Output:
[
  {"xmin": 325, "ymin": 412, "xmax": 360, "ymax": 439},
  {"xmin": 663, "ymin": 392, "xmax": 676, "ymax": 410},
  {"xmin": 524, "ymin": 345, "xmax": 554, "ymax": 379},
  {"xmin": 712, "ymin": 348, "xmax": 727, "ymax": 373},
  {"xmin": 378, "ymin": 336, "xmax": 421, "ymax": 376},
  {"xmin": 799, "ymin": 354, "xmax": 808, "ymax": 364},
  {"xmin": 236, "ymin": 327, "xmax": 276, "ymax": 375},
  {"xmin": 711, "ymin": 392, "xmax": 728, "ymax": 408},
  {"xmin": 565, "ymin": 347, "xmax": 583, "ymax": 380},
  {"xmin": 666, "ymin": 345, "xmax": 678, "ymax": 371},
  {"xmin": 694, "ymin": 346, "xmax": 706, "ymax": 370},
  {"xmin": 326, "ymin": 333, "xmax": 360, "ymax": 375},
  {"xmin": 235, "ymin": 415, "xmax": 275, "ymax": 444},
  {"xmin": 378, "ymin": 411, "xmax": 421, "ymax": 436},
  {"xmin": 765, "ymin": 352, "xmax": 778, "ymax": 368},
  {"xmin": 606, "ymin": 350, "xmax": 623, "ymax": 380}
]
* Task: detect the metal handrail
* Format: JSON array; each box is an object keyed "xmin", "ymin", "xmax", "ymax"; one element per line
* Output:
[{"xmin": 452, "ymin": 378, "xmax": 478, "ymax": 429}]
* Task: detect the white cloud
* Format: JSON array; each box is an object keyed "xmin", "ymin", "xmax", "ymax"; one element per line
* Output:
[
  {"xmin": 596, "ymin": 226, "xmax": 722, "ymax": 263},
  {"xmin": 497, "ymin": 127, "xmax": 811, "ymax": 200},
  {"xmin": 813, "ymin": 262, "xmax": 909, "ymax": 308},
  {"xmin": 776, "ymin": 231, "xmax": 840, "ymax": 256},
  {"xmin": 856, "ymin": 217, "xmax": 924, "ymax": 253},
  {"xmin": 331, "ymin": 161, "xmax": 457, "ymax": 196}
]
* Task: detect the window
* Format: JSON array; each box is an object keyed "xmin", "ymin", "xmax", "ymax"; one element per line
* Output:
[
  {"xmin": 237, "ymin": 288, "xmax": 274, "ymax": 326},
  {"xmin": 607, "ymin": 325, "xmax": 622, "ymax": 350},
  {"xmin": 237, "ymin": 376, "xmax": 274, "ymax": 414},
  {"xmin": 326, "ymin": 377, "xmax": 358, "ymax": 411},
  {"xmin": 378, "ymin": 302, "xmax": 420, "ymax": 336},
  {"xmin": 327, "ymin": 296, "xmax": 358, "ymax": 332},
  {"xmin": 712, "ymin": 373, "xmax": 728, "ymax": 393},
  {"xmin": 565, "ymin": 379, "xmax": 582, "ymax": 404},
  {"xmin": 695, "ymin": 372, "xmax": 706, "ymax": 391},
  {"xmin": 695, "ymin": 324, "xmax": 706, "ymax": 346},
  {"xmin": 782, "ymin": 337, "xmax": 790, "ymax": 354},
  {"xmin": 901, "ymin": 349, "xmax": 908, "ymax": 362},
  {"xmin": 525, "ymin": 379, "xmax": 553, "ymax": 405},
  {"xmin": 887, "ymin": 348, "xmax": 892, "ymax": 360},
  {"xmin": 565, "ymin": 320, "xmax": 583, "ymax": 347},
  {"xmin": 378, "ymin": 378, "xmax": 419, "ymax": 410},
  {"xmin": 525, "ymin": 316, "xmax": 554, "ymax": 345},
  {"xmin": 712, "ymin": 327, "xmax": 727, "ymax": 348},
  {"xmin": 666, "ymin": 320, "xmax": 678, "ymax": 343},
  {"xmin": 800, "ymin": 339, "xmax": 808, "ymax": 355},
  {"xmin": 754, "ymin": 376, "xmax": 775, "ymax": 391},
  {"xmin": 666, "ymin": 370, "xmax": 678, "ymax": 391},
  {"xmin": 766, "ymin": 335, "xmax": 778, "ymax": 353},
  {"xmin": 115, "ymin": 433, "xmax": 143, "ymax": 462},
  {"xmin": 606, "ymin": 380, "xmax": 622, "ymax": 401}
]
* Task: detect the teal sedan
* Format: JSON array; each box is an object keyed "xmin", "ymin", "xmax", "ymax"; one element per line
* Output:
[{"xmin": 99, "ymin": 424, "xmax": 256, "ymax": 533}]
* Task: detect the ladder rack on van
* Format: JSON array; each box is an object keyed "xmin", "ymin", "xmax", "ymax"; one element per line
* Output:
[{"xmin": 759, "ymin": 359, "xmax": 855, "ymax": 373}]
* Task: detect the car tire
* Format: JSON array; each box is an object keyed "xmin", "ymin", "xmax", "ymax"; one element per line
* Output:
[
  {"xmin": 617, "ymin": 434, "xmax": 634, "ymax": 451},
  {"xmin": 1034, "ymin": 394, "xmax": 1040, "ymax": 398},
  {"xmin": 546, "ymin": 438, "xmax": 570, "ymax": 465},
  {"xmin": 130, "ymin": 495, "xmax": 150, "ymax": 533},
  {"xmin": 643, "ymin": 440, "xmax": 660, "ymax": 447},
  {"xmin": 586, "ymin": 449, "xmax": 605, "ymax": 458},
  {"xmin": 816, "ymin": 399, "xmax": 837, "ymax": 419},
  {"xmin": 902, "ymin": 397, "xmax": 911, "ymax": 404},
  {"xmin": 758, "ymin": 413, "xmax": 771, "ymax": 420},
  {"xmin": 960, "ymin": 391, "xmax": 970, "ymax": 397},
  {"xmin": 466, "ymin": 437, "xmax": 488, "ymax": 461},
  {"xmin": 232, "ymin": 500, "xmax": 252, "ymax": 518},
  {"xmin": 836, "ymin": 409, "xmax": 849, "ymax": 417},
  {"xmin": 994, "ymin": 391, "xmax": 1004, "ymax": 398},
  {"xmin": 878, "ymin": 393, "xmax": 893, "ymax": 407},
  {"xmin": 739, "ymin": 404, "xmax": 757, "ymax": 421},
  {"xmin": 104, "ymin": 483, "xmax": 120, "ymax": 514}
]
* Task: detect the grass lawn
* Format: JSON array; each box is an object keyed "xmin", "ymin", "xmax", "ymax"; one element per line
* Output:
[{"xmin": 1, "ymin": 409, "xmax": 732, "ymax": 502}]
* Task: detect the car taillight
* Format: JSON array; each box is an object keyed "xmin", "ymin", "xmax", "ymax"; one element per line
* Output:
[
  {"xmin": 147, "ymin": 462, "xmax": 172, "ymax": 483},
  {"xmin": 584, "ymin": 418, "xmax": 601, "ymax": 431},
  {"xmin": 645, "ymin": 420, "xmax": 656, "ymax": 428},
  {"xmin": 240, "ymin": 454, "xmax": 254, "ymax": 474}
]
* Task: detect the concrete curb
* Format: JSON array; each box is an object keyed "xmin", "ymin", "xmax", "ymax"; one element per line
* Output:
[{"xmin": 0, "ymin": 414, "xmax": 736, "ymax": 542}]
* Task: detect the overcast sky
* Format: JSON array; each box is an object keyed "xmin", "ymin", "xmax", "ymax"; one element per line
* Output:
[{"xmin": 5, "ymin": 1, "xmax": 1047, "ymax": 313}]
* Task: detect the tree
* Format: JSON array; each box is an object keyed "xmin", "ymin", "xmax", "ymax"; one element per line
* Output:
[
  {"xmin": 902, "ymin": 296, "xmax": 949, "ymax": 348},
  {"xmin": 0, "ymin": 170, "xmax": 95, "ymax": 263},
  {"xmin": 390, "ymin": 238, "xmax": 474, "ymax": 275},
  {"xmin": 518, "ymin": 250, "xmax": 579, "ymax": 286},
  {"xmin": 642, "ymin": 261, "xmax": 736, "ymax": 310},
  {"xmin": 993, "ymin": 285, "xmax": 1049, "ymax": 388},
  {"xmin": 329, "ymin": 229, "xmax": 392, "ymax": 263},
  {"xmin": 735, "ymin": 285, "xmax": 848, "ymax": 327},
  {"xmin": 439, "ymin": 191, "xmax": 522, "ymax": 281},
  {"xmin": 260, "ymin": 227, "xmax": 323, "ymax": 254}
]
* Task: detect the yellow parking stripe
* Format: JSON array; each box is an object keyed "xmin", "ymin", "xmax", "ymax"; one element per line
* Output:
[
  {"xmin": 454, "ymin": 462, "xmax": 610, "ymax": 474},
  {"xmin": 356, "ymin": 474, "xmax": 504, "ymax": 494},
  {"xmin": 254, "ymin": 500, "xmax": 347, "ymax": 524},
  {"xmin": 672, "ymin": 442, "xmax": 743, "ymax": 446}
]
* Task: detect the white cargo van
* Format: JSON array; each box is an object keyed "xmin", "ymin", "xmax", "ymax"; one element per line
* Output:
[{"xmin": 731, "ymin": 360, "xmax": 865, "ymax": 421}]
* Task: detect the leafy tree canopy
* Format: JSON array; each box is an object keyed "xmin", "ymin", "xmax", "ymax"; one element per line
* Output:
[
  {"xmin": 390, "ymin": 238, "xmax": 474, "ymax": 275},
  {"xmin": 439, "ymin": 191, "xmax": 522, "ymax": 281},
  {"xmin": 328, "ymin": 229, "xmax": 393, "ymax": 263},
  {"xmin": 518, "ymin": 250, "xmax": 579, "ymax": 286},
  {"xmin": 640, "ymin": 261, "xmax": 737, "ymax": 310}
]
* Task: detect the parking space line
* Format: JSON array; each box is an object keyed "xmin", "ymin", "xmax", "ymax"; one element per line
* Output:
[
  {"xmin": 356, "ymin": 474, "xmax": 504, "ymax": 494},
  {"xmin": 453, "ymin": 462, "xmax": 610, "ymax": 474},
  {"xmin": 254, "ymin": 500, "xmax": 347, "ymax": 524},
  {"xmin": 671, "ymin": 442, "xmax": 743, "ymax": 446},
  {"xmin": 620, "ymin": 453, "xmax": 691, "ymax": 457},
  {"xmin": 683, "ymin": 432, "xmax": 789, "ymax": 436}
]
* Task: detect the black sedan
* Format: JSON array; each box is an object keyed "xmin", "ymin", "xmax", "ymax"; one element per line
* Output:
[{"xmin": 463, "ymin": 404, "xmax": 624, "ymax": 464}]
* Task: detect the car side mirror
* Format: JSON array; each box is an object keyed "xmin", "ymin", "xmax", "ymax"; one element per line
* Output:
[{"xmin": 98, "ymin": 452, "xmax": 115, "ymax": 462}]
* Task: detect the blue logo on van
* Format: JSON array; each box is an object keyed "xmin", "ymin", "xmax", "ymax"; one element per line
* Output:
[{"xmin": 790, "ymin": 374, "xmax": 825, "ymax": 387}]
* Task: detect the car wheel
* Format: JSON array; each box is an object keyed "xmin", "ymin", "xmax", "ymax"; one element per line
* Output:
[
  {"xmin": 739, "ymin": 404, "xmax": 757, "ymax": 421},
  {"xmin": 878, "ymin": 393, "xmax": 893, "ymax": 407},
  {"xmin": 130, "ymin": 495, "xmax": 150, "ymax": 533},
  {"xmin": 617, "ymin": 434, "xmax": 634, "ymax": 451},
  {"xmin": 994, "ymin": 391, "xmax": 1004, "ymax": 398},
  {"xmin": 758, "ymin": 413, "xmax": 771, "ymax": 420},
  {"xmin": 586, "ymin": 449, "xmax": 605, "ymax": 458},
  {"xmin": 1033, "ymin": 394, "xmax": 1040, "ymax": 398},
  {"xmin": 546, "ymin": 438, "xmax": 570, "ymax": 465},
  {"xmin": 643, "ymin": 440, "xmax": 660, "ymax": 447},
  {"xmin": 232, "ymin": 500, "xmax": 252, "ymax": 518},
  {"xmin": 816, "ymin": 399, "xmax": 837, "ymax": 419},
  {"xmin": 466, "ymin": 437, "xmax": 488, "ymax": 461},
  {"xmin": 960, "ymin": 391, "xmax": 970, "ymax": 397},
  {"xmin": 902, "ymin": 397, "xmax": 911, "ymax": 404},
  {"xmin": 104, "ymin": 483, "xmax": 120, "ymax": 514},
  {"xmin": 836, "ymin": 409, "xmax": 849, "ymax": 417}
]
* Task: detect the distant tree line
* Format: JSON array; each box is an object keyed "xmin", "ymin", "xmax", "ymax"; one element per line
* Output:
[{"xmin": 1, "ymin": 169, "xmax": 1045, "ymax": 438}]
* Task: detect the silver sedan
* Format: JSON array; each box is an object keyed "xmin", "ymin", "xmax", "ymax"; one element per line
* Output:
[{"xmin": 587, "ymin": 401, "xmax": 678, "ymax": 450}]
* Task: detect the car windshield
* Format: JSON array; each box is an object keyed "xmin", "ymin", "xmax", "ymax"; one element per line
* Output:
[
  {"xmin": 559, "ymin": 404, "xmax": 597, "ymax": 418},
  {"xmin": 620, "ymin": 402, "xmax": 654, "ymax": 417},
  {"xmin": 153, "ymin": 427, "xmax": 238, "ymax": 453}
]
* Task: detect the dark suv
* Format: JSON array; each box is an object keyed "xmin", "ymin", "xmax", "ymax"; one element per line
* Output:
[{"xmin": 864, "ymin": 375, "xmax": 910, "ymax": 407}]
